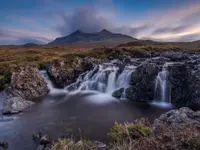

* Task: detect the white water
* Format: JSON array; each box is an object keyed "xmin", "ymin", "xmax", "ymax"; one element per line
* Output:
[
  {"xmin": 65, "ymin": 61, "xmax": 136, "ymax": 98},
  {"xmin": 40, "ymin": 71, "xmax": 68, "ymax": 95},
  {"xmin": 154, "ymin": 63, "xmax": 171, "ymax": 103}
]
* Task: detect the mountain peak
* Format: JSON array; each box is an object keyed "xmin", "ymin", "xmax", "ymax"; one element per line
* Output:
[
  {"xmin": 71, "ymin": 29, "xmax": 83, "ymax": 35},
  {"xmin": 99, "ymin": 29, "xmax": 112, "ymax": 34}
]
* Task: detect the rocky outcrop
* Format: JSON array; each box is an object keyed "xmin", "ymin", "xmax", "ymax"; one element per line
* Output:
[
  {"xmin": 153, "ymin": 107, "xmax": 200, "ymax": 150},
  {"xmin": 3, "ymin": 97, "xmax": 34, "ymax": 114},
  {"xmin": 126, "ymin": 60, "xmax": 161, "ymax": 102},
  {"xmin": 47, "ymin": 57, "xmax": 99, "ymax": 88},
  {"xmin": 160, "ymin": 51, "xmax": 189, "ymax": 61},
  {"xmin": 167, "ymin": 62, "xmax": 189, "ymax": 106},
  {"xmin": 6, "ymin": 67, "xmax": 49, "ymax": 101},
  {"xmin": 153, "ymin": 107, "xmax": 200, "ymax": 129}
]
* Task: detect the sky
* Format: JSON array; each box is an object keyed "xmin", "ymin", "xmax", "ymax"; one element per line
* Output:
[{"xmin": 0, "ymin": 0, "xmax": 200, "ymax": 45}]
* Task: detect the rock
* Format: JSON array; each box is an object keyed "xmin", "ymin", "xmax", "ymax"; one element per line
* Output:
[
  {"xmin": 112, "ymin": 88, "xmax": 124, "ymax": 99},
  {"xmin": 153, "ymin": 107, "xmax": 200, "ymax": 150},
  {"xmin": 167, "ymin": 62, "xmax": 189, "ymax": 107},
  {"xmin": 3, "ymin": 97, "xmax": 34, "ymax": 114},
  {"xmin": 128, "ymin": 48, "xmax": 151, "ymax": 58},
  {"xmin": 160, "ymin": 51, "xmax": 189, "ymax": 61},
  {"xmin": 75, "ymin": 140, "xmax": 83, "ymax": 147},
  {"xmin": 126, "ymin": 61, "xmax": 160, "ymax": 102},
  {"xmin": 47, "ymin": 57, "xmax": 98, "ymax": 88},
  {"xmin": 32, "ymin": 132, "xmax": 42, "ymax": 141},
  {"xmin": 40, "ymin": 135, "xmax": 50, "ymax": 145},
  {"xmin": 6, "ymin": 67, "xmax": 49, "ymax": 101},
  {"xmin": 94, "ymin": 141, "xmax": 108, "ymax": 150},
  {"xmin": 0, "ymin": 141, "xmax": 8, "ymax": 149},
  {"xmin": 153, "ymin": 107, "xmax": 200, "ymax": 130}
]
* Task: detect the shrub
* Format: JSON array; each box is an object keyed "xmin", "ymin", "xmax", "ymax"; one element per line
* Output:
[
  {"xmin": 0, "ymin": 72, "xmax": 11, "ymax": 91},
  {"xmin": 109, "ymin": 119, "xmax": 153, "ymax": 144},
  {"xmin": 51, "ymin": 139, "xmax": 95, "ymax": 150}
]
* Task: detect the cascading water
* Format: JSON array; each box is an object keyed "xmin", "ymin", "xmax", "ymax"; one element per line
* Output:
[
  {"xmin": 154, "ymin": 63, "xmax": 171, "ymax": 102},
  {"xmin": 65, "ymin": 60, "xmax": 136, "ymax": 98},
  {"xmin": 40, "ymin": 70, "xmax": 67, "ymax": 95}
]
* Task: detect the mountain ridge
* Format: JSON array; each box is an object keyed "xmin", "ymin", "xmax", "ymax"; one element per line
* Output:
[{"xmin": 48, "ymin": 29, "xmax": 137, "ymax": 46}]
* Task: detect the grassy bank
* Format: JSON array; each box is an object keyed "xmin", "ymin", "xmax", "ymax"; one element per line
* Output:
[
  {"xmin": 1, "ymin": 40, "xmax": 200, "ymax": 91},
  {"xmin": 50, "ymin": 118, "xmax": 200, "ymax": 150}
]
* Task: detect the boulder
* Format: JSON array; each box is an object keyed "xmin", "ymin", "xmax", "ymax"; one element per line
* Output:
[
  {"xmin": 47, "ymin": 57, "xmax": 97, "ymax": 88},
  {"xmin": 167, "ymin": 62, "xmax": 189, "ymax": 106},
  {"xmin": 3, "ymin": 97, "xmax": 34, "ymax": 114},
  {"xmin": 128, "ymin": 48, "xmax": 151, "ymax": 58},
  {"xmin": 153, "ymin": 107, "xmax": 200, "ymax": 150},
  {"xmin": 0, "ymin": 141, "xmax": 8, "ymax": 149},
  {"xmin": 32, "ymin": 132, "xmax": 42, "ymax": 141},
  {"xmin": 6, "ymin": 67, "xmax": 49, "ymax": 101},
  {"xmin": 112, "ymin": 88, "xmax": 124, "ymax": 99},
  {"xmin": 153, "ymin": 107, "xmax": 200, "ymax": 129},
  {"xmin": 40, "ymin": 135, "xmax": 50, "ymax": 146},
  {"xmin": 94, "ymin": 141, "xmax": 108, "ymax": 150},
  {"xmin": 160, "ymin": 51, "xmax": 189, "ymax": 61},
  {"xmin": 126, "ymin": 61, "xmax": 160, "ymax": 102}
]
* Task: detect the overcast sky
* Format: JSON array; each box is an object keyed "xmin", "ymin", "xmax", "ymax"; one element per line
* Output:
[{"xmin": 0, "ymin": 0, "xmax": 200, "ymax": 44}]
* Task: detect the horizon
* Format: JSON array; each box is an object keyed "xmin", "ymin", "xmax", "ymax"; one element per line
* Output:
[{"xmin": 1, "ymin": 0, "xmax": 200, "ymax": 45}]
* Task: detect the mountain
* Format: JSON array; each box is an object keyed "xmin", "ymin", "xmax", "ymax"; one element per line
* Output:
[{"xmin": 48, "ymin": 29, "xmax": 137, "ymax": 47}]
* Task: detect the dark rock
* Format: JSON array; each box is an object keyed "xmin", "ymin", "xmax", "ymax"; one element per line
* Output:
[
  {"xmin": 160, "ymin": 51, "xmax": 189, "ymax": 61},
  {"xmin": 167, "ymin": 62, "xmax": 189, "ymax": 107},
  {"xmin": 0, "ymin": 141, "xmax": 8, "ymax": 149},
  {"xmin": 153, "ymin": 107, "xmax": 200, "ymax": 130},
  {"xmin": 3, "ymin": 97, "xmax": 34, "ymax": 114},
  {"xmin": 153, "ymin": 107, "xmax": 200, "ymax": 150},
  {"xmin": 129, "ymin": 48, "xmax": 151, "ymax": 58},
  {"xmin": 75, "ymin": 140, "xmax": 83, "ymax": 147},
  {"xmin": 47, "ymin": 57, "xmax": 98, "ymax": 88},
  {"xmin": 32, "ymin": 132, "xmax": 42, "ymax": 141},
  {"xmin": 94, "ymin": 141, "xmax": 108, "ymax": 150},
  {"xmin": 40, "ymin": 135, "xmax": 50, "ymax": 146},
  {"xmin": 126, "ymin": 61, "xmax": 160, "ymax": 102},
  {"xmin": 6, "ymin": 67, "xmax": 49, "ymax": 101},
  {"xmin": 112, "ymin": 88, "xmax": 124, "ymax": 99}
]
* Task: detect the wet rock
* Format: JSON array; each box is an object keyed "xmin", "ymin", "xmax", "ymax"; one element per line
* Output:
[
  {"xmin": 47, "ymin": 57, "xmax": 98, "ymax": 88},
  {"xmin": 126, "ymin": 61, "xmax": 160, "ymax": 102},
  {"xmin": 40, "ymin": 135, "xmax": 50, "ymax": 146},
  {"xmin": 153, "ymin": 107, "xmax": 200, "ymax": 150},
  {"xmin": 167, "ymin": 62, "xmax": 189, "ymax": 107},
  {"xmin": 160, "ymin": 51, "xmax": 189, "ymax": 61},
  {"xmin": 153, "ymin": 107, "xmax": 200, "ymax": 130},
  {"xmin": 6, "ymin": 66, "xmax": 49, "ymax": 101},
  {"xmin": 32, "ymin": 132, "xmax": 42, "ymax": 141},
  {"xmin": 3, "ymin": 97, "xmax": 34, "ymax": 114},
  {"xmin": 94, "ymin": 141, "xmax": 108, "ymax": 150},
  {"xmin": 128, "ymin": 48, "xmax": 151, "ymax": 58},
  {"xmin": 75, "ymin": 140, "xmax": 83, "ymax": 147},
  {"xmin": 112, "ymin": 88, "xmax": 124, "ymax": 99},
  {"xmin": 0, "ymin": 141, "xmax": 8, "ymax": 149}
]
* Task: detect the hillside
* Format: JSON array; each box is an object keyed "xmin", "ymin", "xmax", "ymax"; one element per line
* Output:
[{"xmin": 48, "ymin": 29, "xmax": 136, "ymax": 47}]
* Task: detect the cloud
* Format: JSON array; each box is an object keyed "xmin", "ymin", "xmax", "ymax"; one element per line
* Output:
[
  {"xmin": 152, "ymin": 25, "xmax": 189, "ymax": 35},
  {"xmin": 176, "ymin": 33, "xmax": 200, "ymax": 42},
  {"xmin": 55, "ymin": 7, "xmax": 113, "ymax": 36},
  {"xmin": 0, "ymin": 28, "xmax": 53, "ymax": 45}
]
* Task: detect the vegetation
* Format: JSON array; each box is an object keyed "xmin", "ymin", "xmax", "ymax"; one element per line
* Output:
[
  {"xmin": 0, "ymin": 40, "xmax": 200, "ymax": 91},
  {"xmin": 50, "ymin": 119, "xmax": 154, "ymax": 150},
  {"xmin": 50, "ymin": 119, "xmax": 200, "ymax": 150},
  {"xmin": 51, "ymin": 138, "xmax": 96, "ymax": 150},
  {"xmin": 0, "ymin": 73, "xmax": 11, "ymax": 91}
]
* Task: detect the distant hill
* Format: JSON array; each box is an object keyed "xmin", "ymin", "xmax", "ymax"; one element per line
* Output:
[{"xmin": 48, "ymin": 29, "xmax": 137, "ymax": 47}]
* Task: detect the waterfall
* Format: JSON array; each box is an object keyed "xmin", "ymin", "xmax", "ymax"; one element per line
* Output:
[
  {"xmin": 40, "ymin": 70, "xmax": 67, "ymax": 95},
  {"xmin": 154, "ymin": 63, "xmax": 171, "ymax": 102},
  {"xmin": 65, "ymin": 61, "xmax": 136, "ymax": 97}
]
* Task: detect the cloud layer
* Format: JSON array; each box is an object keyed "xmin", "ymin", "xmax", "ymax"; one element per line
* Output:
[{"xmin": 1, "ymin": 0, "xmax": 200, "ymax": 44}]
